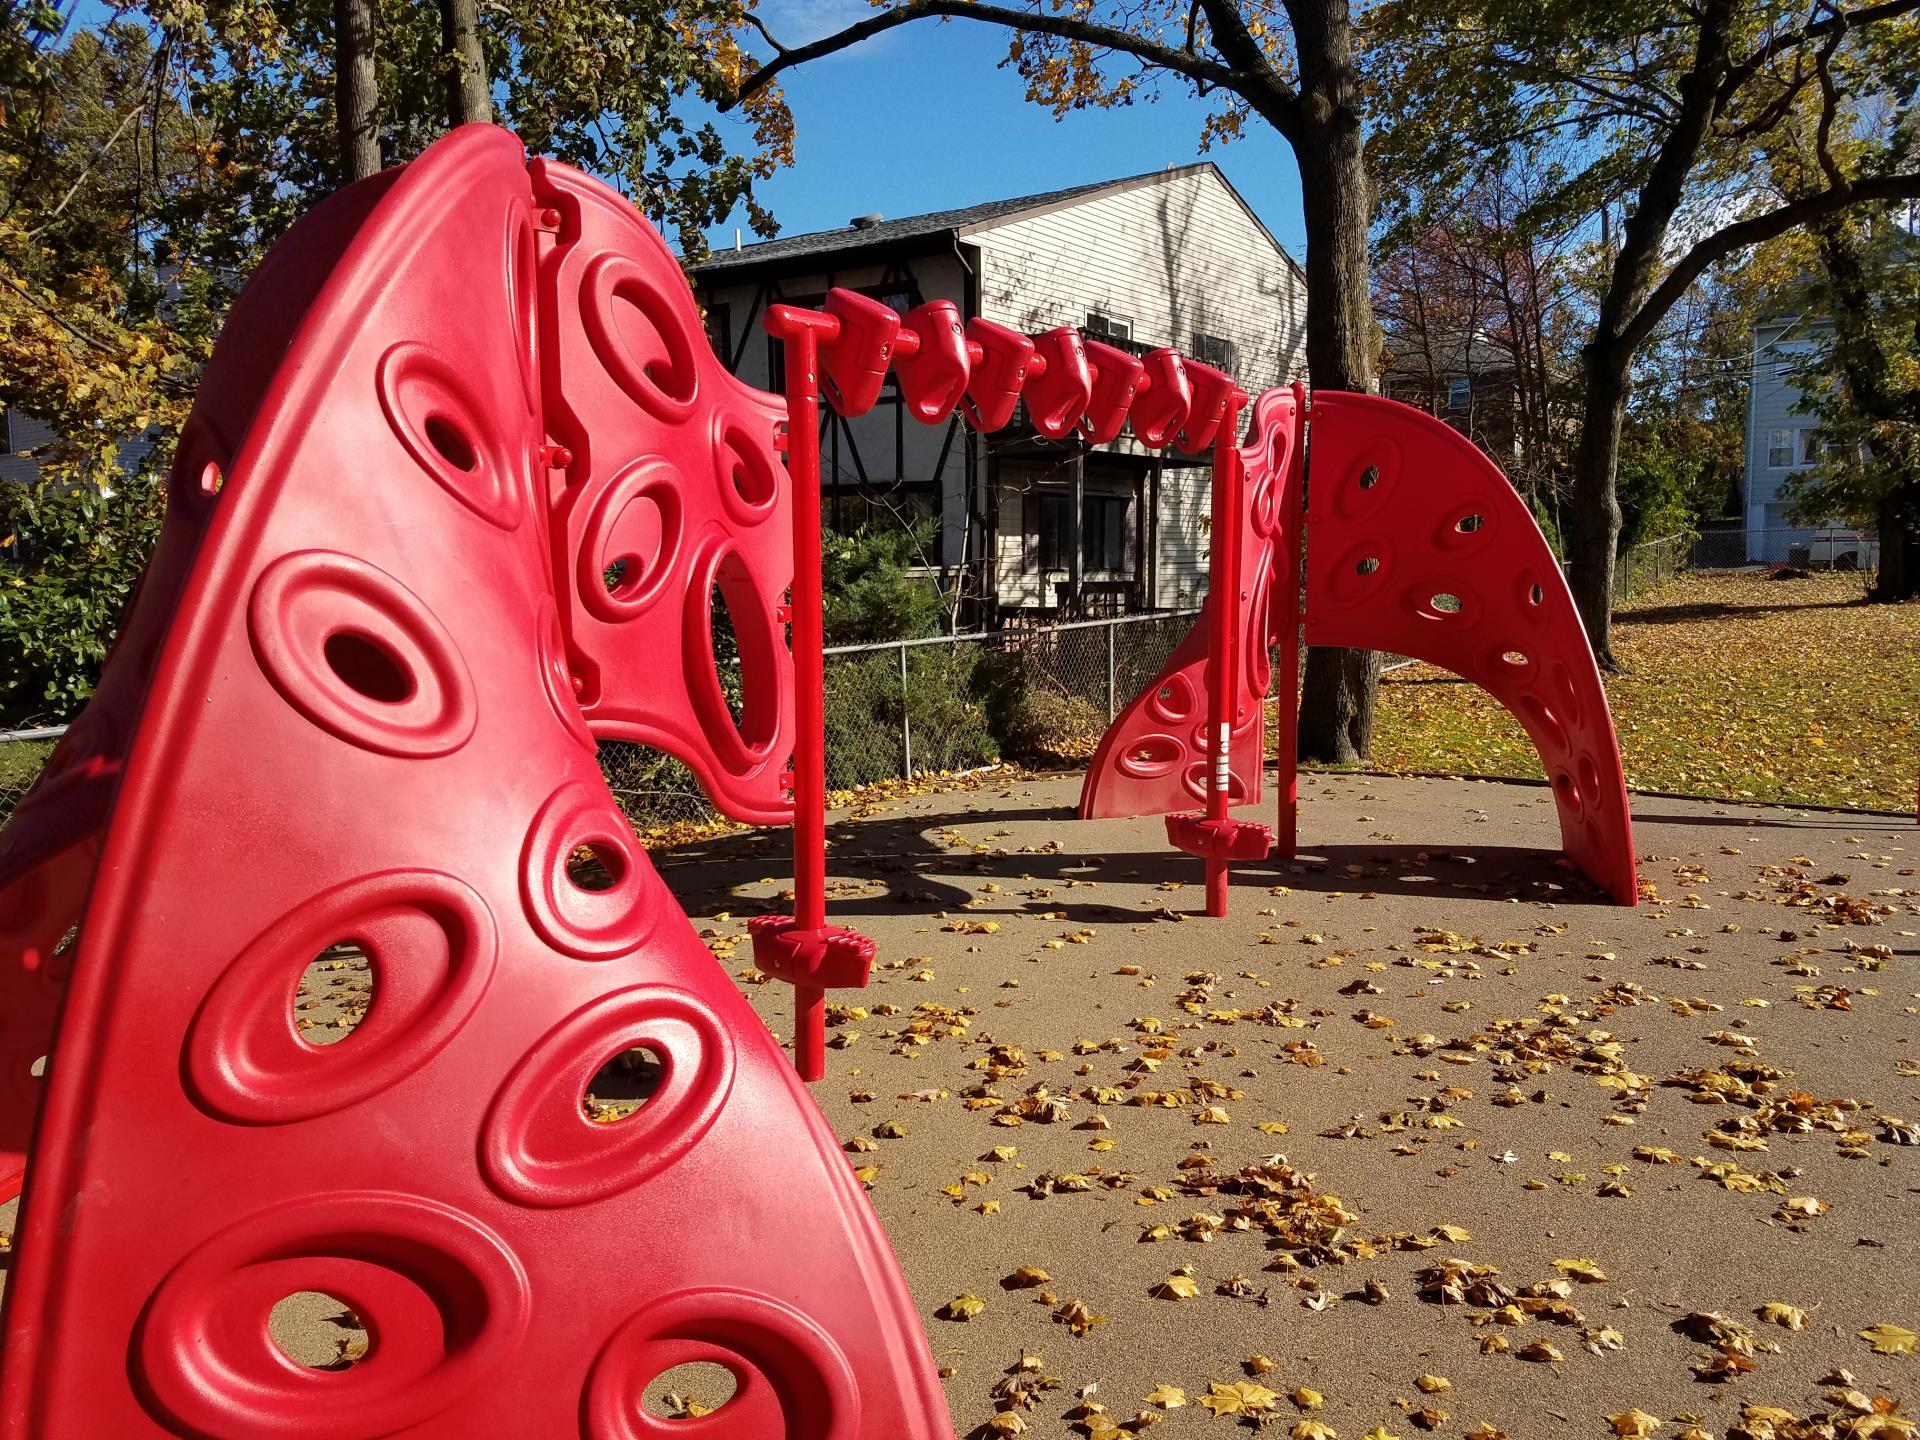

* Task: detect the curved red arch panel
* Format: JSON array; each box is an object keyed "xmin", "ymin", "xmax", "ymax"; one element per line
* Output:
[
  {"xmin": 1302, "ymin": 392, "xmax": 1637, "ymax": 905},
  {"xmin": 1078, "ymin": 386, "xmax": 1305, "ymax": 821},
  {"xmin": 532, "ymin": 160, "xmax": 797, "ymax": 827},
  {"xmin": 0, "ymin": 127, "xmax": 949, "ymax": 1439}
]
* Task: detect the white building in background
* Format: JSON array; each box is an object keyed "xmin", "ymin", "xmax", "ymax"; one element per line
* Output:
[
  {"xmin": 1743, "ymin": 315, "xmax": 1879, "ymax": 570},
  {"xmin": 690, "ymin": 163, "xmax": 1308, "ymax": 624}
]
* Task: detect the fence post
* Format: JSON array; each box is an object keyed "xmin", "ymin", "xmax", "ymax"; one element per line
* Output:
[
  {"xmin": 899, "ymin": 642, "xmax": 912, "ymax": 777},
  {"xmin": 1106, "ymin": 620, "xmax": 1117, "ymax": 722}
]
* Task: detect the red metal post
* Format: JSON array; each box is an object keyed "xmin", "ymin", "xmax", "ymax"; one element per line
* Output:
[
  {"xmin": 754, "ymin": 303, "xmax": 879, "ymax": 1081},
  {"xmin": 1274, "ymin": 380, "xmax": 1307, "ymax": 859},
  {"xmin": 1202, "ymin": 391, "xmax": 1247, "ymax": 915}
]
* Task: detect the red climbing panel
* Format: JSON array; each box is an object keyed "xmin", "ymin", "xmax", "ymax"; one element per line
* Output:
[
  {"xmin": 1301, "ymin": 391, "xmax": 1637, "ymax": 905},
  {"xmin": 534, "ymin": 160, "xmax": 797, "ymax": 826},
  {"xmin": 0, "ymin": 125, "xmax": 950, "ymax": 1439},
  {"xmin": 0, "ymin": 167, "xmax": 413, "ymax": 1205},
  {"xmin": 1079, "ymin": 385, "xmax": 1305, "ymax": 822}
]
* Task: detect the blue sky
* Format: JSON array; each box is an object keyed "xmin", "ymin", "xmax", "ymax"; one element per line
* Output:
[
  {"xmin": 65, "ymin": 0, "xmax": 1307, "ymax": 261},
  {"xmin": 700, "ymin": 5, "xmax": 1307, "ymax": 260}
]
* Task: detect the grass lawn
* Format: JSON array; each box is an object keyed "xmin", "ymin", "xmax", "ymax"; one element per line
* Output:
[{"xmin": 1367, "ymin": 570, "xmax": 1919, "ymax": 811}]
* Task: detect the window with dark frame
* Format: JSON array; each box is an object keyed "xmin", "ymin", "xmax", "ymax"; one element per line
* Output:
[
  {"xmin": 1082, "ymin": 493, "xmax": 1128, "ymax": 572},
  {"xmin": 1035, "ymin": 491, "xmax": 1072, "ymax": 571},
  {"xmin": 1191, "ymin": 332, "xmax": 1235, "ymax": 372},
  {"xmin": 1446, "ymin": 377, "xmax": 1471, "ymax": 411},
  {"xmin": 1087, "ymin": 311, "xmax": 1133, "ymax": 344}
]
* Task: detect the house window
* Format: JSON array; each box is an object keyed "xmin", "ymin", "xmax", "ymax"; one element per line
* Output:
[
  {"xmin": 1767, "ymin": 428, "xmax": 1794, "ymax": 468},
  {"xmin": 1034, "ymin": 491, "xmax": 1072, "ymax": 571},
  {"xmin": 1796, "ymin": 428, "xmax": 1825, "ymax": 466},
  {"xmin": 1446, "ymin": 377, "xmax": 1471, "ymax": 411},
  {"xmin": 1087, "ymin": 311, "xmax": 1132, "ymax": 344},
  {"xmin": 1191, "ymin": 333, "xmax": 1235, "ymax": 372},
  {"xmin": 1083, "ymin": 494, "xmax": 1128, "ymax": 572},
  {"xmin": 703, "ymin": 303, "xmax": 731, "ymax": 367}
]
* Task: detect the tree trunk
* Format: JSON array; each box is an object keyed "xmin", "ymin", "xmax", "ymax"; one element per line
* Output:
[
  {"xmin": 333, "ymin": 0, "xmax": 380, "ymax": 185},
  {"xmin": 1567, "ymin": 343, "xmax": 1628, "ymax": 667},
  {"xmin": 1286, "ymin": 0, "xmax": 1383, "ymax": 765},
  {"xmin": 1873, "ymin": 483, "xmax": 1919, "ymax": 602},
  {"xmin": 440, "ymin": 0, "xmax": 492, "ymax": 127}
]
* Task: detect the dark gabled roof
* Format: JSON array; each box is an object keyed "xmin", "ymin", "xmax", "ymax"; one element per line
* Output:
[{"xmin": 690, "ymin": 162, "xmax": 1301, "ymax": 281}]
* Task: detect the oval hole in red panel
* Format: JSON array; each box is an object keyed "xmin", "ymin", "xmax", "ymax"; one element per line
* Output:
[
  {"xmin": 713, "ymin": 416, "xmax": 783, "ymax": 527},
  {"xmin": 683, "ymin": 548, "xmax": 783, "ymax": 773},
  {"xmin": 1148, "ymin": 672, "xmax": 1197, "ymax": 725},
  {"xmin": 1552, "ymin": 769, "xmax": 1583, "ymax": 813},
  {"xmin": 137, "ymin": 1193, "xmax": 529, "ymax": 1440},
  {"xmin": 480, "ymin": 986, "xmax": 735, "ymax": 1207},
  {"xmin": 377, "ymin": 343, "xmax": 519, "ymax": 529},
  {"xmin": 582, "ymin": 254, "xmax": 699, "ymax": 420},
  {"xmin": 1516, "ymin": 693, "xmax": 1568, "ymax": 756},
  {"xmin": 1117, "ymin": 734, "xmax": 1183, "ymax": 780},
  {"xmin": 520, "ymin": 781, "xmax": 655, "ymax": 960},
  {"xmin": 1578, "ymin": 753, "xmax": 1603, "ymax": 806},
  {"xmin": 579, "ymin": 460, "xmax": 684, "ymax": 623},
  {"xmin": 586, "ymin": 1289, "xmax": 857, "ymax": 1440},
  {"xmin": 185, "ymin": 871, "xmax": 497, "ymax": 1123},
  {"xmin": 249, "ymin": 550, "xmax": 476, "ymax": 759},
  {"xmin": 1549, "ymin": 659, "xmax": 1584, "ymax": 728}
]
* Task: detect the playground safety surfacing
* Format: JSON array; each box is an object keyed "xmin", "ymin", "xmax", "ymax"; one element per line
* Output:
[{"xmin": 664, "ymin": 769, "xmax": 1910, "ymax": 1437}]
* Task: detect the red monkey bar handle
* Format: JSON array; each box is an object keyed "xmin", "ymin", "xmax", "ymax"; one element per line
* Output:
[{"xmin": 753, "ymin": 303, "xmax": 875, "ymax": 1080}]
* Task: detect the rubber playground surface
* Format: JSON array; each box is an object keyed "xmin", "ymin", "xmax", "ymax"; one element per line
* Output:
[
  {"xmin": 3, "ymin": 770, "xmax": 1914, "ymax": 1436},
  {"xmin": 667, "ymin": 770, "xmax": 1918, "ymax": 1437}
]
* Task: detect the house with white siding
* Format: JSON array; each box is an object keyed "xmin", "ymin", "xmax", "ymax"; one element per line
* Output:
[
  {"xmin": 690, "ymin": 163, "xmax": 1308, "ymax": 624},
  {"xmin": 1743, "ymin": 315, "xmax": 1879, "ymax": 569}
]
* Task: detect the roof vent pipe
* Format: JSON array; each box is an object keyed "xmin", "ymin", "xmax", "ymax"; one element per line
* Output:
[{"xmin": 850, "ymin": 212, "xmax": 884, "ymax": 229}]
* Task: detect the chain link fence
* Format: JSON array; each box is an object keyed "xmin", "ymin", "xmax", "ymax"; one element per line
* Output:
[
  {"xmin": 569, "ymin": 609, "xmax": 1203, "ymax": 833},
  {"xmin": 0, "ymin": 523, "xmax": 1877, "ymax": 834}
]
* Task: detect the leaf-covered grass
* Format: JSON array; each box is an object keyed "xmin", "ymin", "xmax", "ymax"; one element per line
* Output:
[
  {"xmin": 1367, "ymin": 571, "xmax": 1919, "ymax": 810},
  {"xmin": 0, "ymin": 738, "xmax": 52, "ymax": 788}
]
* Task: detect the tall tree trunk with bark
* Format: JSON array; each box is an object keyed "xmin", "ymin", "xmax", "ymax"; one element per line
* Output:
[
  {"xmin": 1874, "ymin": 487, "xmax": 1918, "ymax": 601},
  {"xmin": 439, "ymin": 0, "xmax": 492, "ymax": 127},
  {"xmin": 1286, "ymin": 0, "xmax": 1383, "ymax": 763},
  {"xmin": 1568, "ymin": 339, "xmax": 1629, "ymax": 665},
  {"xmin": 333, "ymin": 0, "xmax": 380, "ymax": 185}
]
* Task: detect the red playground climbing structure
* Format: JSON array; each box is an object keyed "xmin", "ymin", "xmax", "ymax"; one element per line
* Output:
[{"xmin": 0, "ymin": 123, "xmax": 1637, "ymax": 1438}]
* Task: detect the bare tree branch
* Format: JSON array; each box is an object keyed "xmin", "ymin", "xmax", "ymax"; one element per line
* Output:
[
  {"xmin": 1622, "ymin": 171, "xmax": 1920, "ymax": 353},
  {"xmin": 726, "ymin": 0, "xmax": 1262, "ymax": 110},
  {"xmin": 1717, "ymin": 0, "xmax": 1920, "ymax": 107}
]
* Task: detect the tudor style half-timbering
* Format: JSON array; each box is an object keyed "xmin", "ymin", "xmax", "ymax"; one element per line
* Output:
[{"xmin": 691, "ymin": 163, "xmax": 1307, "ymax": 625}]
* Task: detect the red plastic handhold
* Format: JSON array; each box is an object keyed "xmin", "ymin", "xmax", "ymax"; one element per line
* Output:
[
  {"xmin": 0, "ymin": 125, "xmax": 952, "ymax": 1439},
  {"xmin": 895, "ymin": 299, "xmax": 970, "ymax": 423},
  {"xmin": 1129, "ymin": 347, "xmax": 1193, "ymax": 447},
  {"xmin": 961, "ymin": 318, "xmax": 1035, "ymax": 431},
  {"xmin": 1174, "ymin": 360, "xmax": 1236, "ymax": 454},
  {"xmin": 818, "ymin": 287, "xmax": 901, "ymax": 417},
  {"xmin": 747, "ymin": 915, "xmax": 877, "ymax": 991},
  {"xmin": 1165, "ymin": 814, "xmax": 1275, "ymax": 862},
  {"xmin": 1301, "ymin": 391, "xmax": 1637, "ymax": 905},
  {"xmin": 1079, "ymin": 339, "xmax": 1149, "ymax": 445},
  {"xmin": 1024, "ymin": 325, "xmax": 1093, "ymax": 439}
]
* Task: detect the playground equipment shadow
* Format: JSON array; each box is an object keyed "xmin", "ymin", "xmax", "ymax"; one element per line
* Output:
[{"xmin": 651, "ymin": 769, "xmax": 1916, "ymax": 1438}]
